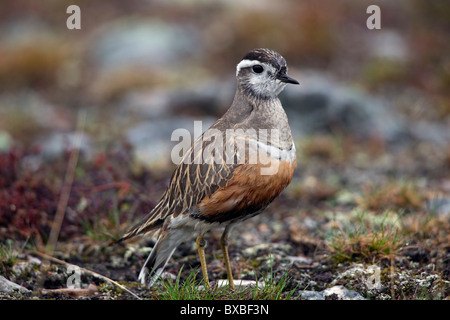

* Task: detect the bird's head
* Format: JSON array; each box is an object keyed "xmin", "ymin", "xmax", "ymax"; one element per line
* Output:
[{"xmin": 236, "ymin": 48, "xmax": 299, "ymax": 100}]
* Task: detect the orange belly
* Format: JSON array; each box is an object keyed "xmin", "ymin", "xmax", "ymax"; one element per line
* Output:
[{"xmin": 197, "ymin": 156, "xmax": 296, "ymax": 222}]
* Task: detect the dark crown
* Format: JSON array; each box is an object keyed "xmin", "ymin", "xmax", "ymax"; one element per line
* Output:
[{"xmin": 242, "ymin": 48, "xmax": 286, "ymax": 70}]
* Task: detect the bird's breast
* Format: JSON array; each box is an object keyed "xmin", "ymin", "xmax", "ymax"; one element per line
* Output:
[{"xmin": 196, "ymin": 140, "xmax": 297, "ymax": 223}]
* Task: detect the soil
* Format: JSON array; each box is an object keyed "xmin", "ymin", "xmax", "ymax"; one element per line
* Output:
[{"xmin": 1, "ymin": 138, "xmax": 449, "ymax": 300}]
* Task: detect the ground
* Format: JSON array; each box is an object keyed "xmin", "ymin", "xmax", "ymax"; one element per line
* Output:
[{"xmin": 1, "ymin": 133, "xmax": 449, "ymax": 300}]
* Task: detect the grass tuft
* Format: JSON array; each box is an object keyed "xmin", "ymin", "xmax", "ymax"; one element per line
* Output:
[
  {"xmin": 327, "ymin": 210, "xmax": 405, "ymax": 264},
  {"xmin": 154, "ymin": 266, "xmax": 299, "ymax": 300}
]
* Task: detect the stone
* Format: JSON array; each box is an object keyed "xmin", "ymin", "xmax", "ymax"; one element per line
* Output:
[
  {"xmin": 35, "ymin": 132, "xmax": 94, "ymax": 160},
  {"xmin": 117, "ymin": 79, "xmax": 234, "ymax": 120},
  {"xmin": 409, "ymin": 122, "xmax": 450, "ymax": 147},
  {"xmin": 90, "ymin": 19, "xmax": 201, "ymax": 72},
  {"xmin": 323, "ymin": 285, "xmax": 365, "ymax": 300},
  {"xmin": 216, "ymin": 279, "xmax": 264, "ymax": 289},
  {"xmin": 366, "ymin": 30, "xmax": 409, "ymax": 61},
  {"xmin": 125, "ymin": 117, "xmax": 215, "ymax": 169},
  {"xmin": 283, "ymin": 255, "xmax": 312, "ymax": 265},
  {"xmin": 426, "ymin": 197, "xmax": 450, "ymax": 217},
  {"xmin": 0, "ymin": 131, "xmax": 12, "ymax": 152},
  {"xmin": 301, "ymin": 290, "xmax": 325, "ymax": 300},
  {"xmin": 301, "ymin": 285, "xmax": 365, "ymax": 300},
  {"xmin": 281, "ymin": 71, "xmax": 406, "ymax": 142},
  {"xmin": 0, "ymin": 275, "xmax": 30, "ymax": 294}
]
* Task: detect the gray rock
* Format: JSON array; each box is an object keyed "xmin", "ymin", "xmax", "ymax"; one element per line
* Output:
[
  {"xmin": 282, "ymin": 71, "xmax": 406, "ymax": 142},
  {"xmin": 0, "ymin": 15, "xmax": 56, "ymax": 47},
  {"xmin": 283, "ymin": 255, "xmax": 312, "ymax": 266},
  {"xmin": 301, "ymin": 285, "xmax": 365, "ymax": 300},
  {"xmin": 117, "ymin": 79, "xmax": 234, "ymax": 120},
  {"xmin": 90, "ymin": 19, "xmax": 201, "ymax": 72},
  {"xmin": 22, "ymin": 131, "xmax": 93, "ymax": 171},
  {"xmin": 366, "ymin": 30, "xmax": 409, "ymax": 61},
  {"xmin": 283, "ymin": 70, "xmax": 450, "ymax": 147},
  {"xmin": 0, "ymin": 275, "xmax": 30, "ymax": 294},
  {"xmin": 323, "ymin": 285, "xmax": 365, "ymax": 300},
  {"xmin": 125, "ymin": 117, "xmax": 215, "ymax": 169},
  {"xmin": 301, "ymin": 290, "xmax": 325, "ymax": 300},
  {"xmin": 426, "ymin": 197, "xmax": 450, "ymax": 216},
  {"xmin": 408, "ymin": 121, "xmax": 450, "ymax": 147},
  {"xmin": 36, "ymin": 132, "xmax": 94, "ymax": 160},
  {"xmin": 11, "ymin": 256, "xmax": 41, "ymax": 279},
  {"xmin": 217, "ymin": 279, "xmax": 264, "ymax": 289},
  {"xmin": 0, "ymin": 131, "xmax": 12, "ymax": 152}
]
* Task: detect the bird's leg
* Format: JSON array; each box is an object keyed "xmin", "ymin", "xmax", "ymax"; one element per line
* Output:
[
  {"xmin": 220, "ymin": 226, "xmax": 235, "ymax": 290},
  {"xmin": 196, "ymin": 233, "xmax": 210, "ymax": 290}
]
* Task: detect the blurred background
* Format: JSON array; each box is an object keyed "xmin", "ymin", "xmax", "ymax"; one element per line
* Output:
[
  {"xmin": 0, "ymin": 0, "xmax": 449, "ymax": 300},
  {"xmin": 1, "ymin": 0, "xmax": 449, "ymax": 234},
  {"xmin": 0, "ymin": 0, "xmax": 449, "ymax": 159},
  {"xmin": 1, "ymin": 0, "xmax": 450, "ymax": 238}
]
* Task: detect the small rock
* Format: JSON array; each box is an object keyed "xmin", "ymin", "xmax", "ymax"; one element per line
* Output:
[
  {"xmin": 90, "ymin": 19, "xmax": 201, "ymax": 72},
  {"xmin": 242, "ymin": 243, "xmax": 291, "ymax": 257},
  {"xmin": 216, "ymin": 279, "xmax": 264, "ymax": 289},
  {"xmin": 118, "ymin": 80, "xmax": 234, "ymax": 120},
  {"xmin": 33, "ymin": 132, "xmax": 94, "ymax": 161},
  {"xmin": 301, "ymin": 285, "xmax": 365, "ymax": 300},
  {"xmin": 282, "ymin": 71, "xmax": 406, "ymax": 143},
  {"xmin": 426, "ymin": 197, "xmax": 450, "ymax": 217},
  {"xmin": 323, "ymin": 285, "xmax": 365, "ymax": 300},
  {"xmin": 27, "ymin": 256, "xmax": 42, "ymax": 265},
  {"xmin": 283, "ymin": 255, "xmax": 312, "ymax": 265},
  {"xmin": 10, "ymin": 256, "xmax": 41, "ymax": 279},
  {"xmin": 125, "ymin": 117, "xmax": 215, "ymax": 169},
  {"xmin": 160, "ymin": 272, "xmax": 177, "ymax": 281},
  {"xmin": 409, "ymin": 122, "xmax": 450, "ymax": 147},
  {"xmin": 0, "ymin": 275, "xmax": 30, "ymax": 294},
  {"xmin": 301, "ymin": 290, "xmax": 325, "ymax": 300},
  {"xmin": 366, "ymin": 30, "xmax": 409, "ymax": 61},
  {"xmin": 0, "ymin": 131, "xmax": 12, "ymax": 151}
]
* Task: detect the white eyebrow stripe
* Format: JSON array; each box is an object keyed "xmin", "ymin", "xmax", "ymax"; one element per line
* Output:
[{"xmin": 236, "ymin": 59, "xmax": 262, "ymax": 76}]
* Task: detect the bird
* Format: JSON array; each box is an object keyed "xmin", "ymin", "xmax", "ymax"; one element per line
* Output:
[{"xmin": 120, "ymin": 48, "xmax": 299, "ymax": 290}]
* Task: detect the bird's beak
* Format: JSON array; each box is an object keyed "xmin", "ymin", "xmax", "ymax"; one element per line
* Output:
[{"xmin": 277, "ymin": 72, "xmax": 299, "ymax": 85}]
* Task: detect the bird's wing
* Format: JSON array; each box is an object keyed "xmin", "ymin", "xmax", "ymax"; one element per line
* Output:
[
  {"xmin": 120, "ymin": 125, "xmax": 296, "ymax": 241},
  {"xmin": 120, "ymin": 134, "xmax": 239, "ymax": 241}
]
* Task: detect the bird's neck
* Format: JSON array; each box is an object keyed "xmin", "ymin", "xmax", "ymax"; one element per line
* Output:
[{"xmin": 221, "ymin": 88, "xmax": 293, "ymax": 149}]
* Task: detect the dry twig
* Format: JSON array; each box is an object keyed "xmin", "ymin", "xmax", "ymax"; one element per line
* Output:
[{"xmin": 29, "ymin": 250, "xmax": 141, "ymax": 300}]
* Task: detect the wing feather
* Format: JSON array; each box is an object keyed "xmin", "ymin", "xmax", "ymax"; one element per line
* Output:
[{"xmin": 120, "ymin": 135, "xmax": 238, "ymax": 241}]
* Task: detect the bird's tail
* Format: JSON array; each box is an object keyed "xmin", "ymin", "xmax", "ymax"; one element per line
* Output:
[{"xmin": 138, "ymin": 229, "xmax": 185, "ymax": 287}]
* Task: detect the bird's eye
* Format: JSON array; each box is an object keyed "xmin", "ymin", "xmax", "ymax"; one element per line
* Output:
[{"xmin": 252, "ymin": 65, "xmax": 264, "ymax": 73}]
